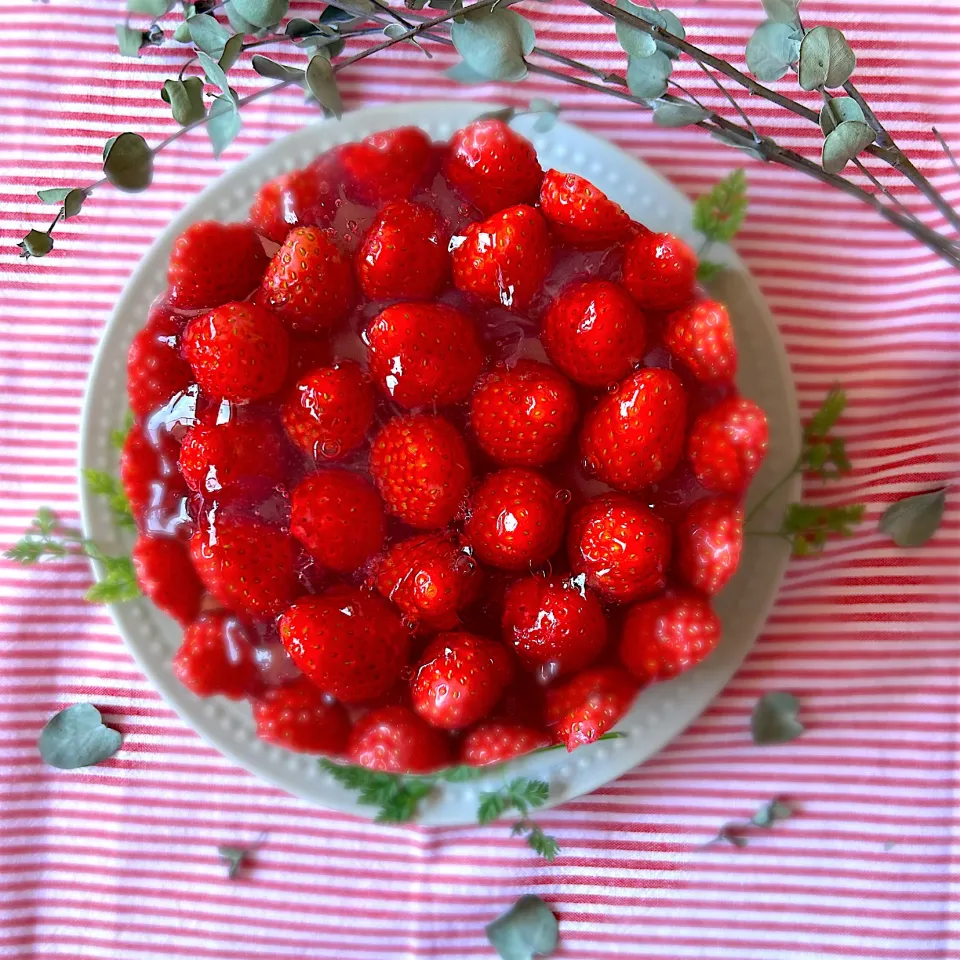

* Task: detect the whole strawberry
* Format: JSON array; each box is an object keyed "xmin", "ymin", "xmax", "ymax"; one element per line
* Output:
[
  {"xmin": 469, "ymin": 360, "xmax": 578, "ymax": 467},
  {"xmin": 580, "ymin": 367, "xmax": 688, "ymax": 491},
  {"xmin": 411, "ymin": 631, "xmax": 513, "ymax": 729},
  {"xmin": 546, "ymin": 666, "xmax": 638, "ymax": 751},
  {"xmin": 687, "ymin": 396, "xmax": 768, "ymax": 494},
  {"xmin": 539, "ymin": 170, "xmax": 630, "ymax": 247},
  {"xmin": 451, "ymin": 204, "xmax": 552, "ymax": 311},
  {"xmin": 178, "ymin": 418, "xmax": 285, "ymax": 494},
  {"xmin": 664, "ymin": 299, "xmax": 738, "ymax": 382},
  {"xmin": 674, "ymin": 497, "xmax": 743, "ymax": 595},
  {"xmin": 444, "ymin": 119, "xmax": 543, "ymax": 214},
  {"xmin": 567, "ymin": 494, "xmax": 671, "ymax": 603},
  {"xmin": 248, "ymin": 165, "xmax": 338, "ymax": 243},
  {"xmin": 257, "ymin": 227, "xmax": 355, "ymax": 333},
  {"xmin": 357, "ymin": 201, "xmax": 450, "ymax": 301},
  {"xmin": 464, "ymin": 468, "xmax": 565, "ymax": 572},
  {"xmin": 167, "ymin": 221, "xmax": 269, "ymax": 310},
  {"xmin": 281, "ymin": 360, "xmax": 374, "ymax": 459},
  {"xmin": 290, "ymin": 469, "xmax": 385, "ymax": 575},
  {"xmin": 460, "ymin": 722, "xmax": 550, "ymax": 766},
  {"xmin": 172, "ymin": 610, "xmax": 259, "ymax": 699},
  {"xmin": 127, "ymin": 307, "xmax": 192, "ymax": 419},
  {"xmin": 279, "ymin": 586, "xmax": 410, "ymax": 702},
  {"xmin": 542, "ymin": 280, "xmax": 648, "ymax": 388},
  {"xmin": 365, "ymin": 303, "xmax": 483, "ymax": 409},
  {"xmin": 619, "ymin": 592, "xmax": 721, "ymax": 683},
  {"xmin": 132, "ymin": 535, "xmax": 204, "ymax": 626},
  {"xmin": 347, "ymin": 705, "xmax": 451, "ymax": 773},
  {"xmin": 121, "ymin": 424, "xmax": 162, "ymax": 525},
  {"xmin": 621, "ymin": 231, "xmax": 697, "ymax": 312},
  {"xmin": 182, "ymin": 302, "xmax": 289, "ymax": 402},
  {"xmin": 502, "ymin": 575, "xmax": 607, "ymax": 678},
  {"xmin": 341, "ymin": 126, "xmax": 434, "ymax": 205},
  {"xmin": 369, "ymin": 414, "xmax": 471, "ymax": 529},
  {"xmin": 253, "ymin": 679, "xmax": 351, "ymax": 754}
]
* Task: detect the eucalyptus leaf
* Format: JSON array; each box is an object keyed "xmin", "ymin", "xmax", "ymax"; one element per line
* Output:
[
  {"xmin": 62, "ymin": 188, "xmax": 87, "ymax": 219},
  {"xmin": 116, "ymin": 24, "xmax": 145, "ymax": 57},
  {"xmin": 486, "ymin": 895, "xmax": 559, "ymax": 960},
  {"xmin": 652, "ymin": 99, "xmax": 709, "ymax": 127},
  {"xmin": 37, "ymin": 188, "xmax": 73, "ymax": 204},
  {"xmin": 878, "ymin": 488, "xmax": 946, "ymax": 547},
  {"xmin": 751, "ymin": 691, "xmax": 804, "ymax": 745},
  {"xmin": 445, "ymin": 60, "xmax": 488, "ymax": 83},
  {"xmin": 305, "ymin": 54, "xmax": 343, "ymax": 118},
  {"xmin": 287, "ymin": 15, "xmax": 322, "ymax": 37},
  {"xmin": 625, "ymin": 50, "xmax": 672, "ymax": 100},
  {"xmin": 819, "ymin": 96, "xmax": 865, "ymax": 135},
  {"xmin": 616, "ymin": 18, "xmax": 656, "ymax": 58},
  {"xmin": 217, "ymin": 844, "xmax": 252, "ymax": 879},
  {"xmin": 198, "ymin": 50, "xmax": 233, "ymax": 97},
  {"xmin": 219, "ymin": 32, "xmax": 245, "ymax": 71},
  {"xmin": 207, "ymin": 95, "xmax": 242, "ymax": 158},
  {"xmin": 38, "ymin": 703, "xmax": 122, "ymax": 769},
  {"xmin": 529, "ymin": 97, "xmax": 559, "ymax": 132},
  {"xmin": 451, "ymin": 8, "xmax": 535, "ymax": 82},
  {"xmin": 161, "ymin": 77, "xmax": 206, "ymax": 125},
  {"xmin": 710, "ymin": 127, "xmax": 766, "ymax": 162},
  {"xmin": 656, "ymin": 10, "xmax": 686, "ymax": 58},
  {"xmin": 761, "ymin": 0, "xmax": 799, "ymax": 23},
  {"xmin": 174, "ymin": 20, "xmax": 191, "ymax": 42},
  {"xmin": 821, "ymin": 119, "xmax": 875, "ymax": 173},
  {"xmin": 224, "ymin": 1, "xmax": 258, "ymax": 34},
  {"xmin": 230, "ymin": 0, "xmax": 289, "ymax": 29},
  {"xmin": 745, "ymin": 20, "xmax": 801, "ymax": 83},
  {"xmin": 18, "ymin": 230, "xmax": 54, "ymax": 258},
  {"xmin": 798, "ymin": 25, "xmax": 856, "ymax": 90},
  {"xmin": 252, "ymin": 54, "xmax": 304, "ymax": 82},
  {"xmin": 102, "ymin": 132, "xmax": 153, "ymax": 192},
  {"xmin": 533, "ymin": 112, "xmax": 557, "ymax": 133},
  {"xmin": 187, "ymin": 13, "xmax": 231, "ymax": 55},
  {"xmin": 319, "ymin": 5, "xmax": 359, "ymax": 26},
  {"xmin": 383, "ymin": 23, "xmax": 408, "ymax": 39},
  {"xmin": 127, "ymin": 0, "xmax": 172, "ymax": 14}
]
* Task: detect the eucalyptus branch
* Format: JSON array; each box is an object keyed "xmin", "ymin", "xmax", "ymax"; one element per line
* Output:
[{"xmin": 933, "ymin": 127, "xmax": 960, "ymax": 178}]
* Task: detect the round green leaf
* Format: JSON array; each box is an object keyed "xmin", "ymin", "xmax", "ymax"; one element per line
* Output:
[
  {"xmin": 652, "ymin": 99, "xmax": 710, "ymax": 127},
  {"xmin": 486, "ymin": 895, "xmax": 559, "ymax": 960},
  {"xmin": 798, "ymin": 25, "xmax": 856, "ymax": 90},
  {"xmin": 230, "ymin": 0, "xmax": 289, "ymax": 28},
  {"xmin": 451, "ymin": 8, "xmax": 535, "ymax": 82},
  {"xmin": 224, "ymin": 1, "xmax": 258, "ymax": 34},
  {"xmin": 878, "ymin": 488, "xmax": 946, "ymax": 547},
  {"xmin": 186, "ymin": 13, "xmax": 231, "ymax": 55},
  {"xmin": 102, "ymin": 132, "xmax": 153, "ymax": 192},
  {"xmin": 751, "ymin": 692, "xmax": 804, "ymax": 745},
  {"xmin": 656, "ymin": 10, "xmax": 686, "ymax": 58},
  {"xmin": 219, "ymin": 32, "xmax": 245, "ymax": 72},
  {"xmin": 37, "ymin": 188, "xmax": 73, "ymax": 204},
  {"xmin": 62, "ymin": 188, "xmax": 87, "ymax": 219},
  {"xmin": 615, "ymin": 3, "xmax": 657, "ymax": 60},
  {"xmin": 38, "ymin": 703, "xmax": 122, "ymax": 769},
  {"xmin": 174, "ymin": 20, "xmax": 191, "ymax": 42},
  {"xmin": 821, "ymin": 119, "xmax": 875, "ymax": 173},
  {"xmin": 251, "ymin": 54, "xmax": 305, "ymax": 82},
  {"xmin": 161, "ymin": 77, "xmax": 207, "ymax": 125},
  {"xmin": 19, "ymin": 230, "xmax": 54, "ymax": 258},
  {"xmin": 745, "ymin": 20, "xmax": 801, "ymax": 82},
  {"xmin": 761, "ymin": 0, "xmax": 799, "ymax": 23},
  {"xmin": 127, "ymin": 0, "xmax": 171, "ymax": 14},
  {"xmin": 207, "ymin": 95, "xmax": 242, "ymax": 158},
  {"xmin": 819, "ymin": 95, "xmax": 865, "ymax": 135},
  {"xmin": 197, "ymin": 50, "xmax": 232, "ymax": 97},
  {"xmin": 445, "ymin": 60, "xmax": 487, "ymax": 83},
  {"xmin": 115, "ymin": 24, "xmax": 145, "ymax": 57},
  {"xmin": 625, "ymin": 50, "xmax": 671, "ymax": 99},
  {"xmin": 305, "ymin": 54, "xmax": 343, "ymax": 118}
]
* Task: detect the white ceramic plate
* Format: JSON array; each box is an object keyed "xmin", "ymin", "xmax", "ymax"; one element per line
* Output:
[{"xmin": 80, "ymin": 100, "xmax": 801, "ymax": 825}]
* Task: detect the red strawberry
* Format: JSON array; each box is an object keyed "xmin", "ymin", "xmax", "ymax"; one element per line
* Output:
[
  {"xmin": 567, "ymin": 494, "xmax": 671, "ymax": 603},
  {"xmin": 365, "ymin": 303, "xmax": 483, "ymax": 409},
  {"xmin": 664, "ymin": 299, "xmax": 738, "ymax": 383},
  {"xmin": 444, "ymin": 119, "xmax": 543, "ymax": 215},
  {"xmin": 190, "ymin": 519, "xmax": 298, "ymax": 618},
  {"xmin": 674, "ymin": 497, "xmax": 743, "ymax": 595},
  {"xmin": 619, "ymin": 592, "xmax": 721, "ymax": 683},
  {"xmin": 167, "ymin": 221, "xmax": 269, "ymax": 310},
  {"xmin": 469, "ymin": 360, "xmax": 578, "ymax": 467},
  {"xmin": 132, "ymin": 535, "xmax": 204, "ymax": 626},
  {"xmin": 464, "ymin": 468, "xmax": 565, "ymax": 572},
  {"xmin": 451, "ymin": 204, "xmax": 552, "ymax": 311},
  {"xmin": 580, "ymin": 367, "xmax": 688, "ymax": 492},
  {"xmin": 281, "ymin": 360, "xmax": 374, "ymax": 459},
  {"xmin": 121, "ymin": 426, "xmax": 188, "ymax": 535},
  {"xmin": 341, "ymin": 127, "xmax": 434, "ymax": 205},
  {"xmin": 286, "ymin": 332, "xmax": 332, "ymax": 383},
  {"xmin": 357, "ymin": 201, "xmax": 450, "ymax": 301},
  {"xmin": 249, "ymin": 165, "xmax": 338, "ymax": 244},
  {"xmin": 369, "ymin": 414, "xmax": 471, "ymax": 529},
  {"xmin": 460, "ymin": 722, "xmax": 550, "ymax": 765},
  {"xmin": 253, "ymin": 679, "xmax": 351, "ymax": 754},
  {"xmin": 121, "ymin": 424, "xmax": 160, "ymax": 525},
  {"xmin": 546, "ymin": 666, "xmax": 638, "ymax": 751},
  {"xmin": 621, "ymin": 231, "xmax": 697, "ymax": 312},
  {"xmin": 172, "ymin": 610, "xmax": 259, "ymax": 698},
  {"xmin": 411, "ymin": 631, "xmax": 513, "ymax": 729},
  {"xmin": 347, "ymin": 705, "xmax": 450, "ymax": 773},
  {"xmin": 178, "ymin": 419, "xmax": 285, "ymax": 494},
  {"xmin": 290, "ymin": 469, "xmax": 385, "ymax": 574},
  {"xmin": 687, "ymin": 396, "xmax": 768, "ymax": 494},
  {"xmin": 539, "ymin": 169, "xmax": 630, "ymax": 247},
  {"xmin": 127, "ymin": 307, "xmax": 193, "ymax": 419},
  {"xmin": 182, "ymin": 302, "xmax": 289, "ymax": 402},
  {"xmin": 502, "ymin": 574, "xmax": 607, "ymax": 678},
  {"xmin": 278, "ymin": 586, "xmax": 410, "ymax": 702},
  {"xmin": 374, "ymin": 532, "xmax": 481, "ymax": 630},
  {"xmin": 542, "ymin": 280, "xmax": 648, "ymax": 388},
  {"xmin": 257, "ymin": 227, "xmax": 356, "ymax": 334}
]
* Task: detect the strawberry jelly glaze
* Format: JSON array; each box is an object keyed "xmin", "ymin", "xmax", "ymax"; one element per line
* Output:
[{"xmin": 127, "ymin": 142, "xmax": 740, "ymax": 756}]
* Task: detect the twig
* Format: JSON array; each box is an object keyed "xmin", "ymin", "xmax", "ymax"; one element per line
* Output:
[
  {"xmin": 933, "ymin": 127, "xmax": 960, "ymax": 178},
  {"xmin": 697, "ymin": 62, "xmax": 759, "ymax": 141}
]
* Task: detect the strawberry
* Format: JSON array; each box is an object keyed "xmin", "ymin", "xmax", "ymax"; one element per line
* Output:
[
  {"xmin": 190, "ymin": 518, "xmax": 298, "ymax": 618},
  {"xmin": 253, "ymin": 679, "xmax": 351, "ymax": 754},
  {"xmin": 539, "ymin": 169, "xmax": 630, "ymax": 247},
  {"xmin": 167, "ymin": 221, "xmax": 269, "ymax": 310},
  {"xmin": 121, "ymin": 425, "xmax": 188, "ymax": 535},
  {"xmin": 278, "ymin": 586, "xmax": 410, "ymax": 702},
  {"xmin": 621, "ymin": 231, "xmax": 697, "ymax": 313},
  {"xmin": 178, "ymin": 418, "xmax": 285, "ymax": 494},
  {"xmin": 664, "ymin": 299, "xmax": 738, "ymax": 383},
  {"xmin": 410, "ymin": 631, "xmax": 513, "ymax": 729},
  {"xmin": 451, "ymin": 204, "xmax": 552, "ymax": 311},
  {"xmin": 502, "ymin": 574, "xmax": 608, "ymax": 678},
  {"xmin": 567, "ymin": 494, "xmax": 671, "ymax": 603},
  {"xmin": 541, "ymin": 280, "xmax": 648, "ymax": 388},
  {"xmin": 357, "ymin": 201, "xmax": 450, "ymax": 301},
  {"xmin": 281, "ymin": 360, "xmax": 374, "ymax": 459},
  {"xmin": 132, "ymin": 535, "xmax": 204, "ymax": 626},
  {"xmin": 257, "ymin": 227, "xmax": 356, "ymax": 334},
  {"xmin": 444, "ymin": 119, "xmax": 543, "ymax": 215},
  {"xmin": 172, "ymin": 610, "xmax": 259, "ymax": 698},
  {"xmin": 469, "ymin": 360, "xmax": 578, "ymax": 467},
  {"xmin": 674, "ymin": 496, "xmax": 743, "ymax": 595},
  {"xmin": 687, "ymin": 396, "xmax": 768, "ymax": 494},
  {"xmin": 580, "ymin": 367, "xmax": 688, "ymax": 491},
  {"xmin": 290, "ymin": 469, "xmax": 385, "ymax": 574},
  {"xmin": 347, "ymin": 705, "xmax": 451, "ymax": 773},
  {"xmin": 460, "ymin": 722, "xmax": 550, "ymax": 766},
  {"xmin": 182, "ymin": 302, "xmax": 289, "ymax": 403},
  {"xmin": 546, "ymin": 666, "xmax": 638, "ymax": 751},
  {"xmin": 365, "ymin": 303, "xmax": 483, "ymax": 409},
  {"xmin": 619, "ymin": 592, "xmax": 721, "ymax": 683},
  {"xmin": 121, "ymin": 423, "xmax": 161, "ymax": 525},
  {"xmin": 369, "ymin": 414, "xmax": 471, "ymax": 529},
  {"xmin": 248, "ymin": 164, "xmax": 338, "ymax": 244},
  {"xmin": 341, "ymin": 127, "xmax": 434, "ymax": 205},
  {"xmin": 374, "ymin": 532, "xmax": 481, "ymax": 630},
  {"xmin": 127, "ymin": 307, "xmax": 193, "ymax": 419},
  {"xmin": 286, "ymin": 332, "xmax": 332, "ymax": 383},
  {"xmin": 464, "ymin": 468, "xmax": 565, "ymax": 572}
]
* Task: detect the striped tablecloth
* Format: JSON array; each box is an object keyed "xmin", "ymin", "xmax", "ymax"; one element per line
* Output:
[{"xmin": 2, "ymin": 2, "xmax": 959, "ymax": 957}]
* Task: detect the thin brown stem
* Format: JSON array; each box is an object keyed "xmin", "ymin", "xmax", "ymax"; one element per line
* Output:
[
  {"xmin": 852, "ymin": 158, "xmax": 923, "ymax": 229},
  {"xmin": 933, "ymin": 127, "xmax": 960, "ymax": 178},
  {"xmin": 697, "ymin": 62, "xmax": 759, "ymax": 141}
]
